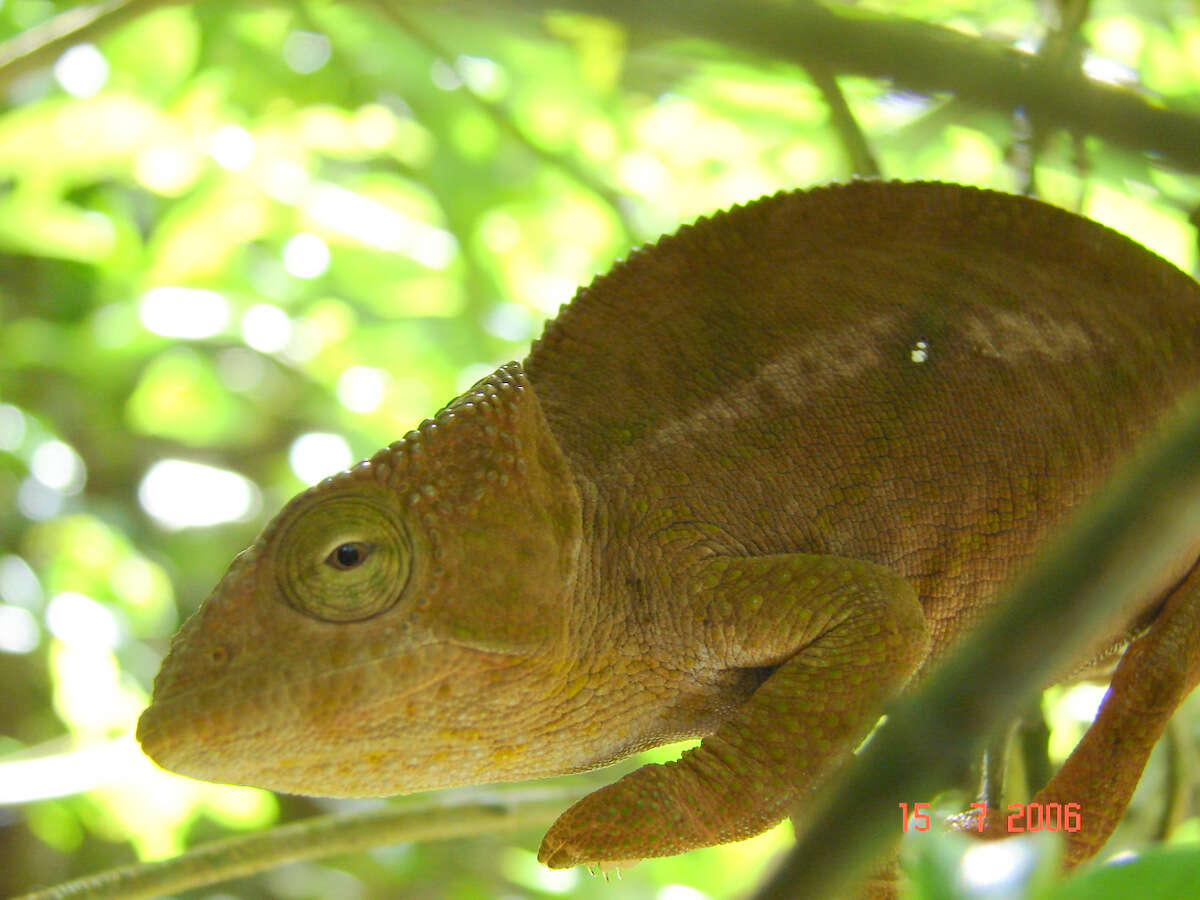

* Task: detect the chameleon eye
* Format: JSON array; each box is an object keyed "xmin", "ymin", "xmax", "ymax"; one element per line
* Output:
[
  {"xmin": 277, "ymin": 494, "xmax": 410, "ymax": 623},
  {"xmin": 327, "ymin": 542, "xmax": 371, "ymax": 570}
]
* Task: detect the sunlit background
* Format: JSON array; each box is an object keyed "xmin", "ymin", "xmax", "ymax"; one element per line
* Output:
[{"xmin": 2, "ymin": 1, "xmax": 1199, "ymax": 898}]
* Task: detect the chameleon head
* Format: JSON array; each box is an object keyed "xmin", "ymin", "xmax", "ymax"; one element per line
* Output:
[{"xmin": 136, "ymin": 363, "xmax": 584, "ymax": 796}]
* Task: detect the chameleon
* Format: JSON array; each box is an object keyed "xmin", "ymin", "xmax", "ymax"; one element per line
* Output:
[{"xmin": 136, "ymin": 180, "xmax": 1200, "ymax": 873}]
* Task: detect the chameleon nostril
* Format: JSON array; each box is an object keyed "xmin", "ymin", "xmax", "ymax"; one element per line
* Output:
[{"xmin": 209, "ymin": 645, "xmax": 231, "ymax": 666}]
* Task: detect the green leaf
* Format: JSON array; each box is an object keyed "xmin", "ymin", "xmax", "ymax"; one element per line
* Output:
[{"xmin": 1045, "ymin": 846, "xmax": 1200, "ymax": 900}]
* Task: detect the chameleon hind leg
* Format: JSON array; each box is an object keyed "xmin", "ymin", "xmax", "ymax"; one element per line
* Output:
[{"xmin": 986, "ymin": 557, "xmax": 1200, "ymax": 864}]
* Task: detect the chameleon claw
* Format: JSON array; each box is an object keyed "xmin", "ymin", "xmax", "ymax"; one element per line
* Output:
[{"xmin": 586, "ymin": 861, "xmax": 636, "ymax": 879}]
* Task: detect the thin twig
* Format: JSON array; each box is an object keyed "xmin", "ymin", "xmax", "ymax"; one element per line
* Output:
[
  {"xmin": 368, "ymin": 0, "xmax": 637, "ymax": 239},
  {"xmin": 803, "ymin": 61, "xmax": 880, "ymax": 177},
  {"xmin": 1017, "ymin": 0, "xmax": 1093, "ymax": 198},
  {"xmin": 12, "ymin": 788, "xmax": 583, "ymax": 900},
  {"xmin": 0, "ymin": 0, "xmax": 186, "ymax": 96}
]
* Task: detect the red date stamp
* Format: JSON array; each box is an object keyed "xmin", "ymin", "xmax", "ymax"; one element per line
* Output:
[{"xmin": 899, "ymin": 801, "xmax": 1082, "ymax": 833}]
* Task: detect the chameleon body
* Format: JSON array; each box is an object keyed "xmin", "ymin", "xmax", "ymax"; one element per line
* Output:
[{"xmin": 137, "ymin": 181, "xmax": 1200, "ymax": 869}]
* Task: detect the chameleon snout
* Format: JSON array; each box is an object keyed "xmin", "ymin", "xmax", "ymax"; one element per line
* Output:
[{"xmin": 135, "ymin": 626, "xmax": 247, "ymax": 779}]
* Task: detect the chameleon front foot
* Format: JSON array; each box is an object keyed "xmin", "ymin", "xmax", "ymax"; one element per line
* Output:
[
  {"xmin": 537, "ymin": 760, "xmax": 720, "ymax": 868},
  {"xmin": 536, "ymin": 776, "xmax": 655, "ymax": 868},
  {"xmin": 539, "ymin": 826, "xmax": 639, "ymax": 878}
]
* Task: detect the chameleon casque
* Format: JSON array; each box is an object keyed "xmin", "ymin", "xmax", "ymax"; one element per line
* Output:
[{"xmin": 137, "ymin": 181, "xmax": 1200, "ymax": 873}]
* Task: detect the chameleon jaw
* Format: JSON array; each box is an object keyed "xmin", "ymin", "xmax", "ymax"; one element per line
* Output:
[{"xmin": 136, "ymin": 637, "xmax": 570, "ymax": 797}]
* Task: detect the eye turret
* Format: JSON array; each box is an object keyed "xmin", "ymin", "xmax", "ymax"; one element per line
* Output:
[{"xmin": 277, "ymin": 495, "xmax": 410, "ymax": 622}]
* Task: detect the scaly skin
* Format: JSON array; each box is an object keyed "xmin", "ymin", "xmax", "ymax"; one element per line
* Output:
[{"xmin": 137, "ymin": 181, "xmax": 1200, "ymax": 873}]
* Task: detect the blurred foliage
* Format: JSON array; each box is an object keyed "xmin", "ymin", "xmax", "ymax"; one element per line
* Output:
[{"xmin": 0, "ymin": 1, "xmax": 1198, "ymax": 898}]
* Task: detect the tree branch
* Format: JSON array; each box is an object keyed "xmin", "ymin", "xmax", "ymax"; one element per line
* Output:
[{"xmin": 416, "ymin": 0, "xmax": 1200, "ymax": 174}]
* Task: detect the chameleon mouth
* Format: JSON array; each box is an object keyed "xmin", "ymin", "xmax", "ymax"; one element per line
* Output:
[
  {"xmin": 136, "ymin": 641, "xmax": 521, "ymax": 794},
  {"xmin": 135, "ymin": 668, "xmax": 303, "ymax": 787},
  {"xmin": 137, "ymin": 705, "xmax": 390, "ymax": 796}
]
